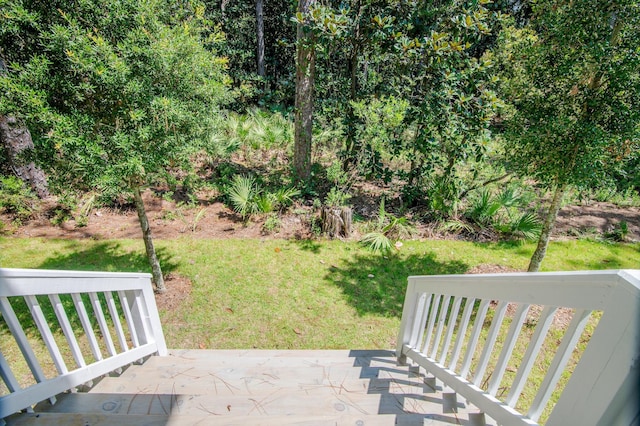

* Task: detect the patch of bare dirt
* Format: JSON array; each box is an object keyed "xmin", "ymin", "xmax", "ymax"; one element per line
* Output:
[
  {"xmin": 4, "ymin": 190, "xmax": 640, "ymax": 242},
  {"xmin": 555, "ymin": 202, "xmax": 640, "ymax": 241},
  {"xmin": 154, "ymin": 273, "xmax": 192, "ymax": 311}
]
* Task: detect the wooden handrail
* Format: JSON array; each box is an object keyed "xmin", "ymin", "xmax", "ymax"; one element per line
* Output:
[
  {"xmin": 0, "ymin": 268, "xmax": 167, "ymax": 420},
  {"xmin": 397, "ymin": 270, "xmax": 640, "ymax": 425}
]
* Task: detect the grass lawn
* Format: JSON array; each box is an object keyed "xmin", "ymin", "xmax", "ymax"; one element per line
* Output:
[{"xmin": 1, "ymin": 237, "xmax": 639, "ymax": 350}]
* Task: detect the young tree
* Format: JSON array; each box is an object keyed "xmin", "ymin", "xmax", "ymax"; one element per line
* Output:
[
  {"xmin": 0, "ymin": 0, "xmax": 231, "ymax": 291},
  {"xmin": 497, "ymin": 1, "xmax": 639, "ymax": 271},
  {"xmin": 293, "ymin": 0, "xmax": 317, "ymax": 184}
]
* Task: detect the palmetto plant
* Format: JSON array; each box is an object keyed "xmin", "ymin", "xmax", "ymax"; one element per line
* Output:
[
  {"xmin": 466, "ymin": 188, "xmax": 541, "ymax": 241},
  {"xmin": 228, "ymin": 175, "xmax": 259, "ymax": 220},
  {"xmin": 361, "ymin": 198, "xmax": 416, "ymax": 253},
  {"xmin": 227, "ymin": 175, "xmax": 299, "ymax": 220}
]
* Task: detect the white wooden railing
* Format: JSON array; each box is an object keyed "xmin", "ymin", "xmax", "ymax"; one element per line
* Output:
[
  {"xmin": 0, "ymin": 268, "xmax": 167, "ymax": 421},
  {"xmin": 397, "ymin": 270, "xmax": 640, "ymax": 426}
]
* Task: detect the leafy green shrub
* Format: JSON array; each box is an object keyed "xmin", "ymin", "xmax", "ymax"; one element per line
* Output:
[
  {"xmin": 0, "ymin": 176, "xmax": 39, "ymax": 223},
  {"xmin": 262, "ymin": 213, "xmax": 281, "ymax": 234},
  {"xmin": 324, "ymin": 187, "xmax": 351, "ymax": 207},
  {"xmin": 605, "ymin": 221, "xmax": 629, "ymax": 242}
]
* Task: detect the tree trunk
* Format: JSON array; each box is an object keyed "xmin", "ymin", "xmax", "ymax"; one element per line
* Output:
[
  {"xmin": 133, "ymin": 186, "xmax": 166, "ymax": 293},
  {"xmin": 343, "ymin": 1, "xmax": 361, "ymax": 168},
  {"xmin": 528, "ymin": 184, "xmax": 565, "ymax": 272},
  {"xmin": 0, "ymin": 116, "xmax": 49, "ymax": 198},
  {"xmin": 256, "ymin": 0, "xmax": 265, "ymax": 78},
  {"xmin": 293, "ymin": 0, "xmax": 316, "ymax": 184}
]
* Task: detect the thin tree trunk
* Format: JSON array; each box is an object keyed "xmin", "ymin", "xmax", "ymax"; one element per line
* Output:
[
  {"xmin": 528, "ymin": 184, "xmax": 565, "ymax": 272},
  {"xmin": 0, "ymin": 116, "xmax": 49, "ymax": 198},
  {"xmin": 293, "ymin": 0, "xmax": 316, "ymax": 184},
  {"xmin": 256, "ymin": 0, "xmax": 265, "ymax": 77},
  {"xmin": 344, "ymin": 0, "xmax": 361, "ymax": 167},
  {"xmin": 133, "ymin": 186, "xmax": 166, "ymax": 293}
]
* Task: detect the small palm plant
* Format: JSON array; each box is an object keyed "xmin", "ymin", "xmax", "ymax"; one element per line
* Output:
[
  {"xmin": 361, "ymin": 198, "xmax": 416, "ymax": 253},
  {"xmin": 227, "ymin": 175, "xmax": 259, "ymax": 220},
  {"xmin": 466, "ymin": 187, "xmax": 541, "ymax": 241},
  {"xmin": 227, "ymin": 175, "xmax": 299, "ymax": 221}
]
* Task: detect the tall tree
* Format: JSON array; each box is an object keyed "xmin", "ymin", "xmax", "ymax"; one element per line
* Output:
[
  {"xmin": 497, "ymin": 0, "xmax": 639, "ymax": 271},
  {"xmin": 256, "ymin": 0, "xmax": 265, "ymax": 77},
  {"xmin": 0, "ymin": 0, "xmax": 231, "ymax": 291},
  {"xmin": 293, "ymin": 0, "xmax": 316, "ymax": 184}
]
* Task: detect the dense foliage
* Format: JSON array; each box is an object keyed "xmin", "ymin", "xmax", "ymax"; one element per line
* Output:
[{"xmin": 1, "ymin": 0, "xmax": 638, "ymax": 274}]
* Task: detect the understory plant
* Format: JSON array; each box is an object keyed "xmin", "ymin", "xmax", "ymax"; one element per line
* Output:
[
  {"xmin": 0, "ymin": 176, "xmax": 39, "ymax": 224},
  {"xmin": 465, "ymin": 188, "xmax": 542, "ymax": 241},
  {"xmin": 361, "ymin": 198, "xmax": 416, "ymax": 253},
  {"xmin": 226, "ymin": 174, "xmax": 299, "ymax": 220}
]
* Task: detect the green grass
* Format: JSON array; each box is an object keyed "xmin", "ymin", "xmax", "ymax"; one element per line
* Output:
[
  {"xmin": 1, "ymin": 237, "xmax": 638, "ymax": 420},
  {"xmin": 1, "ymin": 237, "xmax": 638, "ymax": 350}
]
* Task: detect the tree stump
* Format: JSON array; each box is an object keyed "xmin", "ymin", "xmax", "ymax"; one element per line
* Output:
[{"xmin": 321, "ymin": 206, "xmax": 352, "ymax": 238}]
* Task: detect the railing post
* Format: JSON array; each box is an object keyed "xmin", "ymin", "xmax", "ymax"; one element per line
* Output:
[
  {"xmin": 396, "ymin": 277, "xmax": 421, "ymax": 364},
  {"xmin": 138, "ymin": 277, "xmax": 168, "ymax": 356},
  {"xmin": 545, "ymin": 272, "xmax": 640, "ymax": 426}
]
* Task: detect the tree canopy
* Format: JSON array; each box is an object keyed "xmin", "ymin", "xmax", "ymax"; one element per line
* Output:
[{"xmin": 1, "ymin": 0, "xmax": 231, "ymax": 290}]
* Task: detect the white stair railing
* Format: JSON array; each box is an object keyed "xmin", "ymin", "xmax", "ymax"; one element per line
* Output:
[
  {"xmin": 0, "ymin": 268, "xmax": 167, "ymax": 421},
  {"xmin": 397, "ymin": 270, "xmax": 640, "ymax": 426}
]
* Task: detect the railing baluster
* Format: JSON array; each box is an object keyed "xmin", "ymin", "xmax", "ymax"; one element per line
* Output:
[
  {"xmin": 89, "ymin": 292, "xmax": 117, "ymax": 357},
  {"xmin": 0, "ymin": 350, "xmax": 21, "ymax": 393},
  {"xmin": 473, "ymin": 301, "xmax": 509, "ymax": 388},
  {"xmin": 421, "ymin": 294, "xmax": 442, "ymax": 354},
  {"xmin": 527, "ymin": 309, "xmax": 591, "ymax": 422},
  {"xmin": 460, "ymin": 299, "xmax": 490, "ymax": 379},
  {"xmin": 71, "ymin": 293, "xmax": 102, "ymax": 362},
  {"xmin": 411, "ymin": 293, "xmax": 432, "ymax": 350},
  {"xmin": 105, "ymin": 291, "xmax": 129, "ymax": 352},
  {"xmin": 430, "ymin": 295, "xmax": 451, "ymax": 359},
  {"xmin": 449, "ymin": 297, "xmax": 475, "ymax": 371},
  {"xmin": 488, "ymin": 303, "xmax": 530, "ymax": 397},
  {"xmin": 0, "ymin": 297, "xmax": 47, "ymax": 384},
  {"xmin": 439, "ymin": 296, "xmax": 463, "ymax": 365},
  {"xmin": 117, "ymin": 291, "xmax": 140, "ymax": 348},
  {"xmin": 24, "ymin": 295, "xmax": 68, "ymax": 374},
  {"xmin": 506, "ymin": 306, "xmax": 557, "ymax": 407},
  {"xmin": 49, "ymin": 294, "xmax": 86, "ymax": 368}
]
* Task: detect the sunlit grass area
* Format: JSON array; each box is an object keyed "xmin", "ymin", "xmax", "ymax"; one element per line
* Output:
[
  {"xmin": 1, "ymin": 237, "xmax": 638, "ymax": 351},
  {"xmin": 1, "ymin": 237, "xmax": 638, "ymax": 422}
]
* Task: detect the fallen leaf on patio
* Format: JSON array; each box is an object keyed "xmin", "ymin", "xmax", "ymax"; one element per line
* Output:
[{"xmin": 275, "ymin": 247, "xmax": 281, "ymax": 253}]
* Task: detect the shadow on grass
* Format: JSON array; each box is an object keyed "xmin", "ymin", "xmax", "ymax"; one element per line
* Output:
[
  {"xmin": 3, "ymin": 241, "xmax": 178, "ymax": 335},
  {"xmin": 290, "ymin": 238, "xmax": 322, "ymax": 253},
  {"xmin": 325, "ymin": 251, "xmax": 468, "ymax": 318}
]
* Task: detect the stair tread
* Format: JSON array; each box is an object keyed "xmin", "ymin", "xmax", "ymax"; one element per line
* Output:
[
  {"xmin": 36, "ymin": 388, "xmax": 482, "ymax": 418},
  {"xmin": 5, "ymin": 412, "xmax": 479, "ymax": 426},
  {"xmin": 91, "ymin": 374, "xmax": 431, "ymax": 396}
]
